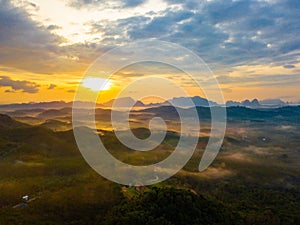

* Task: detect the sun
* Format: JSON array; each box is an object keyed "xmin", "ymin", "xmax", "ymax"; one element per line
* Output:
[{"xmin": 81, "ymin": 78, "xmax": 111, "ymax": 91}]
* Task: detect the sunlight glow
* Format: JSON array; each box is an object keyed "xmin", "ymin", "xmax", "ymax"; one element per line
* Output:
[{"xmin": 82, "ymin": 78, "xmax": 111, "ymax": 91}]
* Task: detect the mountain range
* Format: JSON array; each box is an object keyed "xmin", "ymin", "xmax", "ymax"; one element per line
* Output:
[
  {"xmin": 226, "ymin": 98, "xmax": 291, "ymax": 108},
  {"xmin": 0, "ymin": 97, "xmax": 298, "ymax": 110}
]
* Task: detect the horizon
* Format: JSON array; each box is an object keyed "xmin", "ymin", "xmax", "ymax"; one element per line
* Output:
[{"xmin": 0, "ymin": 95, "xmax": 298, "ymax": 107}]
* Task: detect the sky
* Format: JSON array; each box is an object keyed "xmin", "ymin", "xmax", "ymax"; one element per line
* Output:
[{"xmin": 0, "ymin": 0, "xmax": 299, "ymax": 104}]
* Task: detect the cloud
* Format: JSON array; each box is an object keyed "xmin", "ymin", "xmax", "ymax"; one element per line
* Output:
[
  {"xmin": 0, "ymin": 76, "xmax": 40, "ymax": 93},
  {"xmin": 0, "ymin": 0, "xmax": 63, "ymax": 73},
  {"xmin": 4, "ymin": 89, "xmax": 15, "ymax": 93},
  {"xmin": 123, "ymin": 0, "xmax": 147, "ymax": 8},
  {"xmin": 217, "ymin": 74, "xmax": 300, "ymax": 87},
  {"xmin": 47, "ymin": 25, "xmax": 61, "ymax": 30},
  {"xmin": 283, "ymin": 65, "xmax": 295, "ymax": 69},
  {"xmin": 69, "ymin": 0, "xmax": 147, "ymax": 9},
  {"xmin": 113, "ymin": 72, "xmax": 144, "ymax": 80},
  {"xmin": 48, "ymin": 84, "xmax": 56, "ymax": 90},
  {"xmin": 84, "ymin": 0, "xmax": 300, "ymax": 69},
  {"xmin": 0, "ymin": 0, "xmax": 97, "ymax": 74}
]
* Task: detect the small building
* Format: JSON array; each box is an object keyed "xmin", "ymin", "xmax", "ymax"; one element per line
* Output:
[
  {"xmin": 134, "ymin": 183, "xmax": 146, "ymax": 192},
  {"xmin": 22, "ymin": 195, "xmax": 29, "ymax": 201}
]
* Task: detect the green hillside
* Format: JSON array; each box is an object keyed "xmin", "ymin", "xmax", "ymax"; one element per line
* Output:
[{"xmin": 0, "ymin": 113, "xmax": 300, "ymax": 224}]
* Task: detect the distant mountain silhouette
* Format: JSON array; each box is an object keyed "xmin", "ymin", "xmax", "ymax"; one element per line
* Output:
[
  {"xmin": 0, "ymin": 101, "xmax": 103, "ymax": 111},
  {"xmin": 242, "ymin": 99, "xmax": 260, "ymax": 108},
  {"xmin": 101, "ymin": 97, "xmax": 145, "ymax": 108},
  {"xmin": 226, "ymin": 100, "xmax": 242, "ymax": 107},
  {"xmin": 0, "ymin": 97, "xmax": 297, "ymax": 111},
  {"xmin": 168, "ymin": 96, "xmax": 218, "ymax": 107},
  {"xmin": 146, "ymin": 96, "xmax": 218, "ymax": 108},
  {"xmin": 226, "ymin": 98, "xmax": 290, "ymax": 108},
  {"xmin": 260, "ymin": 99, "xmax": 287, "ymax": 107},
  {"xmin": 226, "ymin": 99, "xmax": 261, "ymax": 108},
  {"xmin": 0, "ymin": 101, "xmax": 72, "ymax": 110}
]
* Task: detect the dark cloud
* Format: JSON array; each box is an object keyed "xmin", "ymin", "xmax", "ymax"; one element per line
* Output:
[
  {"xmin": 0, "ymin": 0, "xmax": 99, "ymax": 74},
  {"xmin": 283, "ymin": 65, "xmax": 296, "ymax": 69},
  {"xmin": 48, "ymin": 84, "xmax": 56, "ymax": 90},
  {"xmin": 0, "ymin": 76, "xmax": 40, "ymax": 93},
  {"xmin": 123, "ymin": 0, "xmax": 146, "ymax": 8},
  {"xmin": 29, "ymin": 2, "xmax": 38, "ymax": 8},
  {"xmin": 47, "ymin": 25, "xmax": 61, "ymax": 30},
  {"xmin": 0, "ymin": 0, "xmax": 61, "ymax": 46},
  {"xmin": 0, "ymin": 0, "xmax": 64, "ymax": 73},
  {"xmin": 4, "ymin": 89, "xmax": 15, "ymax": 93}
]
